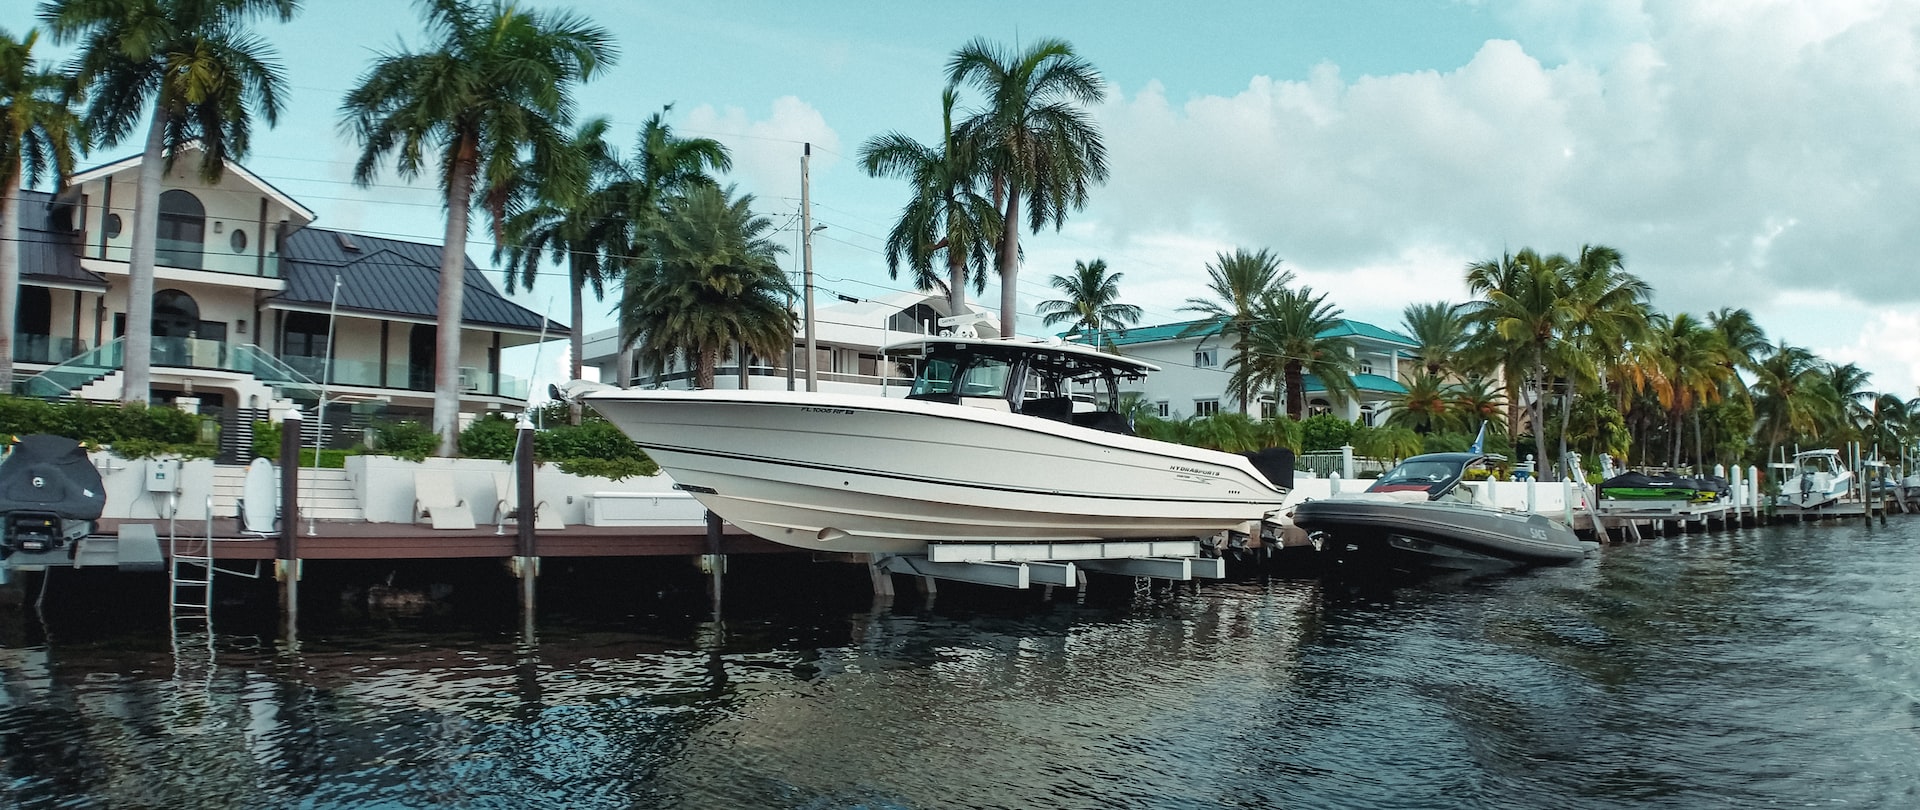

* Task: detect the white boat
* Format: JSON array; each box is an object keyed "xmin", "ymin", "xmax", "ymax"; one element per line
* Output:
[
  {"xmin": 573, "ymin": 336, "xmax": 1293, "ymax": 554},
  {"xmin": 1770, "ymin": 449, "xmax": 1854, "ymax": 509}
]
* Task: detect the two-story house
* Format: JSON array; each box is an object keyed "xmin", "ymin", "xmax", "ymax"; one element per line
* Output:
[
  {"xmin": 580, "ymin": 290, "xmax": 996, "ymax": 394},
  {"xmin": 1100, "ymin": 318, "xmax": 1417, "ymax": 423},
  {"xmin": 10, "ymin": 147, "xmax": 563, "ymax": 459}
]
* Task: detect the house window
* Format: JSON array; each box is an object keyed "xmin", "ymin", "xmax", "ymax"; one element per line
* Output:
[
  {"xmin": 1308, "ymin": 398, "xmax": 1332, "ymax": 417},
  {"xmin": 1258, "ymin": 399, "xmax": 1276, "ymax": 419},
  {"xmin": 1360, "ymin": 403, "xmax": 1377, "ymax": 426},
  {"xmin": 1194, "ymin": 398, "xmax": 1220, "ymax": 417},
  {"xmin": 156, "ymin": 190, "xmax": 206, "ymax": 269},
  {"xmin": 1156, "ymin": 400, "xmax": 1170, "ymax": 418},
  {"xmin": 1194, "ymin": 348, "xmax": 1217, "ymax": 368},
  {"xmin": 1358, "ymin": 359, "xmax": 1374, "ymax": 375}
]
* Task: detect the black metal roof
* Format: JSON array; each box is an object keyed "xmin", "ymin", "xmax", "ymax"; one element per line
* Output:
[
  {"xmin": 12, "ymin": 190, "xmax": 107, "ymax": 289},
  {"xmin": 274, "ymin": 227, "xmax": 568, "ymax": 335}
]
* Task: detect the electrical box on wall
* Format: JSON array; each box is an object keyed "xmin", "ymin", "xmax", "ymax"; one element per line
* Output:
[{"xmin": 146, "ymin": 459, "xmax": 181, "ymax": 494}]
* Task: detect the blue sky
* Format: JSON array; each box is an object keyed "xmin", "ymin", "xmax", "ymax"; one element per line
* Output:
[{"xmin": 12, "ymin": 1, "xmax": 1920, "ymax": 398}]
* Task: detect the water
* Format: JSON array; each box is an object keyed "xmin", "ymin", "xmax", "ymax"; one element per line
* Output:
[{"xmin": 4, "ymin": 520, "xmax": 1920, "ymax": 809}]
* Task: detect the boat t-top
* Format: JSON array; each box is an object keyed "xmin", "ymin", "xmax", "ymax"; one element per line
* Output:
[{"xmin": 574, "ymin": 335, "xmax": 1295, "ymax": 554}]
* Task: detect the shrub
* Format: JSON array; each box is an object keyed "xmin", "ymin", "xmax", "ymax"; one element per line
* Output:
[
  {"xmin": 0, "ymin": 396, "xmax": 203, "ymax": 456},
  {"xmin": 459, "ymin": 414, "xmax": 519, "ymax": 459},
  {"xmin": 1299, "ymin": 413, "xmax": 1358, "ymax": 452},
  {"xmin": 555, "ymin": 455, "xmax": 658, "ymax": 481},
  {"xmin": 252, "ymin": 420, "xmax": 281, "ymax": 459},
  {"xmin": 371, "ymin": 420, "xmax": 439, "ymax": 461},
  {"xmin": 538, "ymin": 420, "xmax": 645, "ymax": 461}
]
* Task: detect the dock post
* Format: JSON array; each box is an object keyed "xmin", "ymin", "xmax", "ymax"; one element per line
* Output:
[
  {"xmin": 701, "ymin": 510, "xmax": 725, "ymax": 617},
  {"xmin": 513, "ymin": 414, "xmax": 539, "ymax": 615},
  {"xmin": 277, "ymin": 406, "xmax": 303, "ymax": 639}
]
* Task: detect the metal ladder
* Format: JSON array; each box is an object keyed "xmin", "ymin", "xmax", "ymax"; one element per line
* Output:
[{"xmin": 169, "ymin": 496, "xmax": 216, "ymax": 624}]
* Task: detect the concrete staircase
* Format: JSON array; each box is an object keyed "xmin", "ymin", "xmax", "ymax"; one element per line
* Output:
[{"xmin": 210, "ymin": 464, "xmax": 363, "ymax": 522}]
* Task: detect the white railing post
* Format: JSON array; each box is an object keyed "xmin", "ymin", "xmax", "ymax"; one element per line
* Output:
[
  {"xmin": 1329, "ymin": 473, "xmax": 1341, "ymax": 497},
  {"xmin": 1340, "ymin": 445, "xmax": 1355, "ymax": 479}
]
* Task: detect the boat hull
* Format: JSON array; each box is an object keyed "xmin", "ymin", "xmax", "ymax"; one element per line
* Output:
[
  {"xmin": 585, "ymin": 389, "xmax": 1287, "ymax": 554},
  {"xmin": 1292, "ymin": 497, "xmax": 1591, "ymax": 574}
]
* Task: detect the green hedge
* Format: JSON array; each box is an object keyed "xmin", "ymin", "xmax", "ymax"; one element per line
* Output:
[{"xmin": 0, "ymin": 395, "xmax": 213, "ymax": 458}]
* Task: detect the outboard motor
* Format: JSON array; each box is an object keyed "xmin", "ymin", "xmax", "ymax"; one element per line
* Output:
[{"xmin": 0, "ymin": 435, "xmax": 107, "ymax": 557}]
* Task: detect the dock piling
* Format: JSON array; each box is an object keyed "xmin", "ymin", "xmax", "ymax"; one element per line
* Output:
[
  {"xmin": 277, "ymin": 406, "xmax": 303, "ymax": 640},
  {"xmin": 514, "ymin": 415, "xmax": 539, "ymax": 614}
]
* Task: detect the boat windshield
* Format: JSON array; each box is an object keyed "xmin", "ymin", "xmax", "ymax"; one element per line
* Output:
[
  {"xmin": 910, "ymin": 355, "xmax": 1013, "ymax": 399},
  {"xmin": 1373, "ymin": 460, "xmax": 1460, "ymax": 492}
]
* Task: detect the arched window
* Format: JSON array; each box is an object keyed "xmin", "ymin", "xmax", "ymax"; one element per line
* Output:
[
  {"xmin": 1308, "ymin": 397, "xmax": 1333, "ymax": 417},
  {"xmin": 152, "ymin": 289, "xmax": 201, "ymax": 366},
  {"xmin": 157, "ymin": 190, "xmax": 206, "ymax": 269},
  {"xmin": 1360, "ymin": 403, "xmax": 1378, "ymax": 427}
]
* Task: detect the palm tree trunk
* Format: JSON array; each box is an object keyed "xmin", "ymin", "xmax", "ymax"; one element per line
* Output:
[
  {"xmin": 1692, "ymin": 410, "xmax": 1705, "ymax": 471},
  {"xmin": 568, "ymin": 253, "xmax": 586, "ymax": 425},
  {"xmin": 124, "ymin": 109, "xmax": 169, "ymax": 404},
  {"xmin": 1285, "ymin": 363, "xmax": 1305, "ymax": 420},
  {"xmin": 433, "ymin": 137, "xmax": 479, "ymax": 456},
  {"xmin": 946, "ymin": 242, "xmax": 967, "ymax": 315},
  {"xmin": 696, "ymin": 345, "xmax": 718, "ymax": 390},
  {"xmin": 997, "ymin": 180, "xmax": 1022, "ymax": 338},
  {"xmin": 1531, "ymin": 354, "xmax": 1551, "ymax": 481},
  {"xmin": 0, "ymin": 163, "xmax": 21, "ymax": 390},
  {"xmin": 1669, "ymin": 407, "xmax": 1683, "ymax": 469},
  {"xmin": 1557, "ymin": 390, "xmax": 1573, "ymax": 475}
]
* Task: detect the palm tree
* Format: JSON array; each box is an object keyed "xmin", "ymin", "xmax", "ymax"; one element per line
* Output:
[
  {"xmin": 1554, "ymin": 244, "xmax": 1651, "ymax": 470},
  {"xmin": 341, "ymin": 0, "xmax": 614, "ymax": 454},
  {"xmin": 1749, "ymin": 342, "xmax": 1826, "ymax": 469},
  {"xmin": 604, "ymin": 107, "xmax": 731, "ymax": 385},
  {"xmin": 1180, "ymin": 248, "xmax": 1292, "ymax": 414},
  {"xmin": 1449, "ymin": 374, "xmax": 1508, "ymax": 438},
  {"xmin": 42, "ymin": 0, "xmax": 297, "ymax": 403},
  {"xmin": 1644, "ymin": 312, "xmax": 1731, "ymax": 469},
  {"xmin": 1820, "ymin": 362, "xmax": 1874, "ymax": 444},
  {"xmin": 946, "ymin": 37, "xmax": 1108, "ymax": 338},
  {"xmin": 1383, "ymin": 372, "xmax": 1455, "ymax": 435},
  {"xmin": 621, "ymin": 185, "xmax": 795, "ymax": 389},
  {"xmin": 1463, "ymin": 248, "xmax": 1573, "ymax": 478},
  {"xmin": 1400, "ymin": 301, "xmax": 1471, "ymax": 378},
  {"xmin": 859, "ymin": 88, "xmax": 1000, "ymax": 315},
  {"xmin": 496, "ymin": 116, "xmax": 619, "ymax": 423},
  {"xmin": 1035, "ymin": 258, "xmax": 1141, "ymax": 350},
  {"xmin": 1, "ymin": 26, "xmax": 83, "ymax": 391},
  {"xmin": 1240, "ymin": 285, "xmax": 1358, "ymax": 420}
]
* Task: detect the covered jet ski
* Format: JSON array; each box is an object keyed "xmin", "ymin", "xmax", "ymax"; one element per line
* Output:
[{"xmin": 0, "ymin": 435, "xmax": 107, "ymax": 557}]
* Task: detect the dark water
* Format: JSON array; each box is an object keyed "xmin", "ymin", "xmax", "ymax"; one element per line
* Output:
[{"xmin": 4, "ymin": 520, "xmax": 1920, "ymax": 809}]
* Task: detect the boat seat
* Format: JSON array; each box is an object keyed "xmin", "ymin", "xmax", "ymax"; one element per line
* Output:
[{"xmin": 1021, "ymin": 397, "xmax": 1074, "ymax": 421}]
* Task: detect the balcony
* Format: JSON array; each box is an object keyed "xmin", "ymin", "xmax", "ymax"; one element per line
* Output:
[
  {"xmin": 12, "ymin": 334, "xmax": 90, "ymax": 365},
  {"xmin": 95, "ymin": 242, "xmax": 280, "ymax": 279},
  {"xmin": 281, "ymin": 355, "xmax": 530, "ymax": 399}
]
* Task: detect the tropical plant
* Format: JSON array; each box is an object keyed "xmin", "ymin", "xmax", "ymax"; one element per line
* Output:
[
  {"xmin": 1819, "ymin": 362, "xmax": 1874, "ymax": 443},
  {"xmin": 1449, "ymin": 374, "xmax": 1508, "ymax": 438},
  {"xmin": 1351, "ymin": 424, "xmax": 1424, "ymax": 462},
  {"xmin": 859, "ymin": 88, "xmax": 1000, "ymax": 315},
  {"xmin": 946, "ymin": 36, "xmax": 1108, "ymax": 338},
  {"xmin": 340, "ymin": 0, "xmax": 615, "ymax": 454},
  {"xmin": 1554, "ymin": 244, "xmax": 1651, "ymax": 467},
  {"xmin": 1463, "ymin": 248, "xmax": 1577, "ymax": 479},
  {"xmin": 621, "ymin": 184, "xmax": 796, "ymax": 389},
  {"xmin": 1, "ymin": 26, "xmax": 83, "ymax": 391},
  {"xmin": 497, "ymin": 117, "xmax": 615, "ymax": 417},
  {"xmin": 1383, "ymin": 372, "xmax": 1456, "ymax": 435},
  {"xmin": 1180, "ymin": 248, "xmax": 1292, "ymax": 414},
  {"xmin": 1642, "ymin": 312, "xmax": 1732, "ymax": 469},
  {"xmin": 1035, "ymin": 258, "xmax": 1141, "ymax": 350},
  {"xmin": 1400, "ymin": 301, "xmax": 1473, "ymax": 378},
  {"xmin": 1240, "ymin": 285, "xmax": 1359, "ymax": 420},
  {"xmin": 43, "ymin": 0, "xmax": 298, "ymax": 403},
  {"xmin": 1749, "ymin": 342, "xmax": 1827, "ymax": 466}
]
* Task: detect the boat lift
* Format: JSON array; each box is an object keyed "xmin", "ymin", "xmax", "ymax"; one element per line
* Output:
[{"xmin": 870, "ymin": 538, "xmax": 1227, "ymax": 593}]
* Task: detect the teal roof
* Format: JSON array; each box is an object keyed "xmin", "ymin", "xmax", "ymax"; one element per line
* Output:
[
  {"xmin": 1304, "ymin": 372, "xmax": 1408, "ymax": 395},
  {"xmin": 1085, "ymin": 318, "xmax": 1416, "ymax": 348}
]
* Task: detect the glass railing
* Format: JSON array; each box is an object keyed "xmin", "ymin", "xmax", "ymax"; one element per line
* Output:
[
  {"xmin": 97, "ymin": 243, "xmax": 280, "ymax": 278},
  {"xmin": 12, "ymin": 334, "xmax": 90, "ymax": 364},
  {"xmin": 18, "ymin": 336, "xmax": 527, "ymax": 401},
  {"xmin": 19, "ymin": 338, "xmax": 124, "ymax": 397}
]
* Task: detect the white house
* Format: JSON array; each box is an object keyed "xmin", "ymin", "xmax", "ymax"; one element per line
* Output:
[
  {"xmin": 10, "ymin": 147, "xmax": 565, "ymax": 458},
  {"xmin": 580, "ymin": 290, "xmax": 996, "ymax": 395},
  {"xmin": 1097, "ymin": 318, "xmax": 1418, "ymax": 423}
]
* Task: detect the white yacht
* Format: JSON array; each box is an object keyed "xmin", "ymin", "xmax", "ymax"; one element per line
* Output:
[
  {"xmin": 574, "ymin": 336, "xmax": 1293, "ymax": 554},
  {"xmin": 1771, "ymin": 449, "xmax": 1854, "ymax": 509}
]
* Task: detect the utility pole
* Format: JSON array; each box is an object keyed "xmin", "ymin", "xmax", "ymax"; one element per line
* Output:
[{"xmin": 802, "ymin": 143, "xmax": 818, "ymax": 392}]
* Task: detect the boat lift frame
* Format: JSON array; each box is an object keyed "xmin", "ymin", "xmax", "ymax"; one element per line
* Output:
[{"xmin": 871, "ymin": 538, "xmax": 1227, "ymax": 592}]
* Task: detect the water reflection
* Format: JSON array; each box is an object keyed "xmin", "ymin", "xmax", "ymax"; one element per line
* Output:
[{"xmin": 4, "ymin": 523, "xmax": 1920, "ymax": 807}]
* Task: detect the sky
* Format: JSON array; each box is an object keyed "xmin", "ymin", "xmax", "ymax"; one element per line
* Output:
[{"xmin": 11, "ymin": 0, "xmax": 1920, "ymax": 399}]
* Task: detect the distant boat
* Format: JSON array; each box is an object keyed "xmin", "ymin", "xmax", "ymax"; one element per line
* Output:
[
  {"xmin": 575, "ymin": 336, "xmax": 1293, "ymax": 555},
  {"xmin": 1291, "ymin": 452, "xmax": 1594, "ymax": 575},
  {"xmin": 1771, "ymin": 449, "xmax": 1853, "ymax": 510}
]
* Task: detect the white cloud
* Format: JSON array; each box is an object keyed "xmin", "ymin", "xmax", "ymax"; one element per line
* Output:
[
  {"xmin": 1066, "ymin": 0, "xmax": 1920, "ymax": 391},
  {"xmin": 685, "ymin": 97, "xmax": 842, "ymax": 207}
]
